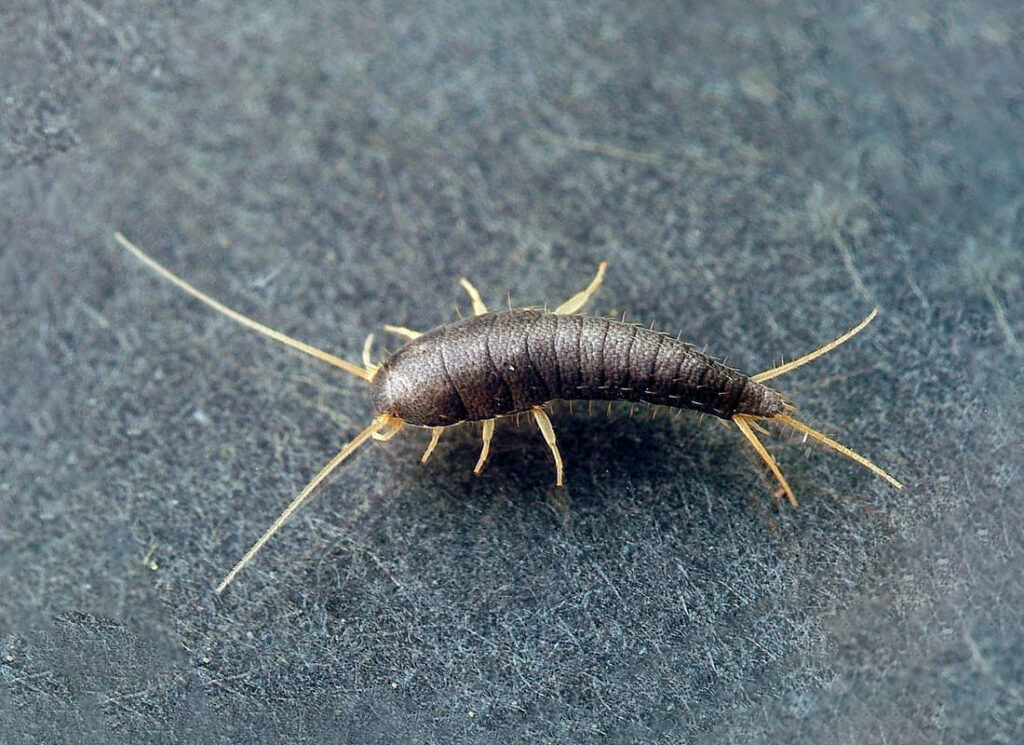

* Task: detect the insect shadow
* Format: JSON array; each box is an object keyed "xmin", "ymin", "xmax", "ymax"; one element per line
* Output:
[{"xmin": 115, "ymin": 233, "xmax": 902, "ymax": 592}]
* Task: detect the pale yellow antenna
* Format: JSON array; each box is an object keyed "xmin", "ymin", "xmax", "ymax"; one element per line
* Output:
[
  {"xmin": 114, "ymin": 232, "xmax": 373, "ymax": 381},
  {"xmin": 216, "ymin": 414, "xmax": 395, "ymax": 593}
]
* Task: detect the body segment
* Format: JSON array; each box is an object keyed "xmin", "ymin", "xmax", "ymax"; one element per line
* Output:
[{"xmin": 372, "ymin": 310, "xmax": 785, "ymax": 426}]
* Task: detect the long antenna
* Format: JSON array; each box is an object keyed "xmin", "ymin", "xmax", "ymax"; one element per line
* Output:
[
  {"xmin": 216, "ymin": 414, "xmax": 395, "ymax": 593},
  {"xmin": 734, "ymin": 414, "xmax": 797, "ymax": 506},
  {"xmin": 114, "ymin": 232, "xmax": 373, "ymax": 381}
]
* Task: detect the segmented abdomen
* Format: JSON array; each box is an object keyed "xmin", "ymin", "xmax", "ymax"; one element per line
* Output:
[{"xmin": 372, "ymin": 310, "xmax": 785, "ymax": 426}]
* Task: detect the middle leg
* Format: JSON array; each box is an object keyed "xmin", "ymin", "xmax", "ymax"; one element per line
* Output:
[
  {"xmin": 473, "ymin": 418, "xmax": 496, "ymax": 474},
  {"xmin": 532, "ymin": 406, "xmax": 564, "ymax": 486}
]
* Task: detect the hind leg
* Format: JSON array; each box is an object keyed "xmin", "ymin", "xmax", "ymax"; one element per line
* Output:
[
  {"xmin": 532, "ymin": 406, "xmax": 564, "ymax": 486},
  {"xmin": 473, "ymin": 418, "xmax": 496, "ymax": 474},
  {"xmin": 733, "ymin": 414, "xmax": 797, "ymax": 506}
]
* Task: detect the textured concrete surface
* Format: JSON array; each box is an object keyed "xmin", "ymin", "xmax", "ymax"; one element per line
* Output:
[{"xmin": 2, "ymin": 1, "xmax": 1022, "ymax": 742}]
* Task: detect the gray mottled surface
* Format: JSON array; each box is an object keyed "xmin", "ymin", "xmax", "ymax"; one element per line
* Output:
[{"xmin": 2, "ymin": 1, "xmax": 1022, "ymax": 743}]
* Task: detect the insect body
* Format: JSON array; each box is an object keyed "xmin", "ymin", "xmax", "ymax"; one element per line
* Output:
[
  {"xmin": 374, "ymin": 310, "xmax": 786, "ymax": 426},
  {"xmin": 114, "ymin": 233, "xmax": 902, "ymax": 593}
]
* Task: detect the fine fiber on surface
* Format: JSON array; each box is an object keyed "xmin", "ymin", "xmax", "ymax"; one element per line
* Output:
[{"xmin": 2, "ymin": 1, "xmax": 1022, "ymax": 743}]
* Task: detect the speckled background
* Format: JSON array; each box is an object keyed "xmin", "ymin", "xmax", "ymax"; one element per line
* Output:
[{"xmin": 2, "ymin": 1, "xmax": 1022, "ymax": 742}]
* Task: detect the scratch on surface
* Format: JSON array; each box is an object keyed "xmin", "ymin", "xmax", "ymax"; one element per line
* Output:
[
  {"xmin": 964, "ymin": 628, "xmax": 1024, "ymax": 705},
  {"xmin": 76, "ymin": 299, "xmax": 112, "ymax": 329},
  {"xmin": 898, "ymin": 242, "xmax": 930, "ymax": 312},
  {"xmin": 832, "ymin": 228, "xmax": 875, "ymax": 306},
  {"xmin": 538, "ymin": 132, "xmax": 663, "ymax": 165},
  {"xmin": 73, "ymin": 0, "xmax": 109, "ymax": 26},
  {"xmin": 72, "ymin": 0, "xmax": 128, "ymax": 48},
  {"xmin": 963, "ymin": 629, "xmax": 992, "ymax": 674},
  {"xmin": 981, "ymin": 281, "xmax": 1024, "ymax": 357}
]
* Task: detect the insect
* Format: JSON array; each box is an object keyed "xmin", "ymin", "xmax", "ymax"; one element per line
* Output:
[{"xmin": 114, "ymin": 232, "xmax": 903, "ymax": 592}]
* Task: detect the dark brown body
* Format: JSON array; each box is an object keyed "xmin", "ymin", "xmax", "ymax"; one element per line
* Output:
[{"xmin": 372, "ymin": 310, "xmax": 785, "ymax": 427}]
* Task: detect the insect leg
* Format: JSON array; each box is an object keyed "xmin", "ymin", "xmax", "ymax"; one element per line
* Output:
[
  {"xmin": 215, "ymin": 414, "xmax": 396, "ymax": 593},
  {"xmin": 733, "ymin": 414, "xmax": 797, "ymax": 506},
  {"xmin": 420, "ymin": 426, "xmax": 445, "ymax": 463},
  {"xmin": 361, "ymin": 333, "xmax": 376, "ymax": 370},
  {"xmin": 554, "ymin": 261, "xmax": 608, "ymax": 315},
  {"xmin": 382, "ymin": 325, "xmax": 423, "ymax": 340},
  {"xmin": 473, "ymin": 418, "xmax": 496, "ymax": 474},
  {"xmin": 532, "ymin": 406, "xmax": 564, "ymax": 486},
  {"xmin": 459, "ymin": 278, "xmax": 489, "ymax": 316},
  {"xmin": 372, "ymin": 416, "xmax": 405, "ymax": 441}
]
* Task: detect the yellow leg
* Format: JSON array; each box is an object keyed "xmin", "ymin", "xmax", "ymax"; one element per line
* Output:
[
  {"xmin": 554, "ymin": 261, "xmax": 608, "ymax": 315},
  {"xmin": 362, "ymin": 333, "xmax": 376, "ymax": 370},
  {"xmin": 474, "ymin": 419, "xmax": 496, "ymax": 474},
  {"xmin": 372, "ymin": 417, "xmax": 405, "ymax": 441},
  {"xmin": 459, "ymin": 278, "xmax": 489, "ymax": 316},
  {"xmin": 421, "ymin": 426, "xmax": 444, "ymax": 463},
  {"xmin": 532, "ymin": 406, "xmax": 564, "ymax": 486},
  {"xmin": 733, "ymin": 415, "xmax": 797, "ymax": 506},
  {"xmin": 383, "ymin": 324, "xmax": 422, "ymax": 340}
]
